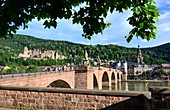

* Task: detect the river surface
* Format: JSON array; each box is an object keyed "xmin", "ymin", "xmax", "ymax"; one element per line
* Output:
[{"xmin": 108, "ymin": 81, "xmax": 170, "ymax": 92}]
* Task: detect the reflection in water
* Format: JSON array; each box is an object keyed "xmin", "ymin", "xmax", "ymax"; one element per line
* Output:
[
  {"xmin": 124, "ymin": 82, "xmax": 128, "ymax": 91},
  {"xmin": 111, "ymin": 82, "xmax": 170, "ymax": 91}
]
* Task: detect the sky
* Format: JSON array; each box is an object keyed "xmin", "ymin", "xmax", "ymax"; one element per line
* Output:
[{"xmin": 17, "ymin": 0, "xmax": 170, "ymax": 48}]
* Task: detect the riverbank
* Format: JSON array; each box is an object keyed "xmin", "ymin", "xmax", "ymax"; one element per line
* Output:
[{"xmin": 122, "ymin": 80, "xmax": 170, "ymax": 83}]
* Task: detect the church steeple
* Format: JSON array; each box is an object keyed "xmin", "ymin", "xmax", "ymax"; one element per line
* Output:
[{"xmin": 137, "ymin": 45, "xmax": 143, "ymax": 65}]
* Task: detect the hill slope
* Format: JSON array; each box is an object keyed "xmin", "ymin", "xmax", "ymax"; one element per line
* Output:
[{"xmin": 0, "ymin": 34, "xmax": 170, "ymax": 65}]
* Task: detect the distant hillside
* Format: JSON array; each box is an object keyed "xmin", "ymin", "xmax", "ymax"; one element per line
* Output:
[
  {"xmin": 143, "ymin": 43, "xmax": 170, "ymax": 64},
  {"xmin": 0, "ymin": 34, "xmax": 170, "ymax": 65}
]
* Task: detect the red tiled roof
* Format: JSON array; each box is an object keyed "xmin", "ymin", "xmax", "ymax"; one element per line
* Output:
[{"xmin": 161, "ymin": 64, "xmax": 170, "ymax": 68}]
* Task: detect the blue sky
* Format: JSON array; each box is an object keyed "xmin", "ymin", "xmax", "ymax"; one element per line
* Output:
[{"xmin": 17, "ymin": 0, "xmax": 170, "ymax": 48}]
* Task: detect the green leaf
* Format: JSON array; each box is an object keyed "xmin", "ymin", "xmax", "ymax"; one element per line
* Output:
[
  {"xmin": 139, "ymin": 22, "xmax": 144, "ymax": 28},
  {"xmin": 134, "ymin": 7, "xmax": 139, "ymax": 14},
  {"xmin": 126, "ymin": 32, "xmax": 133, "ymax": 43}
]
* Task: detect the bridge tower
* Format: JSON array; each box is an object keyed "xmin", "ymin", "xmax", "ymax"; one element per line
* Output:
[
  {"xmin": 123, "ymin": 61, "xmax": 128, "ymax": 80},
  {"xmin": 74, "ymin": 49, "xmax": 93, "ymax": 89}
]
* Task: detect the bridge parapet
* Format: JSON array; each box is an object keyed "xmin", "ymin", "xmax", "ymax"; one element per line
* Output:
[
  {"xmin": 0, "ymin": 70, "xmax": 74, "ymax": 79},
  {"xmin": 75, "ymin": 66, "xmax": 89, "ymax": 73},
  {"xmin": 149, "ymin": 87, "xmax": 170, "ymax": 110},
  {"xmin": 0, "ymin": 85, "xmax": 151, "ymax": 110},
  {"xmin": 0, "ymin": 71, "xmax": 75, "ymax": 88}
]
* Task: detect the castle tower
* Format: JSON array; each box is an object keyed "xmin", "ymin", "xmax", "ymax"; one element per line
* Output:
[
  {"xmin": 23, "ymin": 47, "xmax": 28, "ymax": 55},
  {"xmin": 137, "ymin": 45, "xmax": 143, "ymax": 65}
]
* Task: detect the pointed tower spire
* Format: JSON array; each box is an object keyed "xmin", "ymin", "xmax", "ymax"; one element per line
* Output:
[
  {"xmin": 138, "ymin": 45, "xmax": 141, "ymax": 52},
  {"xmin": 137, "ymin": 44, "xmax": 143, "ymax": 65}
]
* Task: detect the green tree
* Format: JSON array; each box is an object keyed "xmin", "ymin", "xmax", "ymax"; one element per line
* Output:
[
  {"xmin": 142, "ymin": 71, "xmax": 146, "ymax": 75},
  {"xmin": 26, "ymin": 65, "xmax": 39, "ymax": 73},
  {"xmin": 0, "ymin": 60, "xmax": 6, "ymax": 66},
  {"xmin": 162, "ymin": 70, "xmax": 170, "ymax": 76},
  {"xmin": 1, "ymin": 34, "xmax": 170, "ymax": 66},
  {"xmin": 146, "ymin": 70, "xmax": 151, "ymax": 75},
  {"xmin": 0, "ymin": 0, "xmax": 159, "ymax": 42},
  {"xmin": 136, "ymin": 71, "xmax": 140, "ymax": 75},
  {"xmin": 167, "ymin": 71, "xmax": 170, "ymax": 76},
  {"xmin": 159, "ymin": 68, "xmax": 166, "ymax": 76},
  {"xmin": 8, "ymin": 67, "xmax": 16, "ymax": 74},
  {"xmin": 17, "ymin": 65, "xmax": 26, "ymax": 73}
]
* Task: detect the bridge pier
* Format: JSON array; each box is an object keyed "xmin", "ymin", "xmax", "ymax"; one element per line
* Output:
[
  {"xmin": 75, "ymin": 66, "xmax": 94, "ymax": 89},
  {"xmin": 98, "ymin": 83, "xmax": 102, "ymax": 90},
  {"xmin": 115, "ymin": 72, "xmax": 118, "ymax": 84},
  {"xmin": 108, "ymin": 72, "xmax": 112, "ymax": 90},
  {"xmin": 124, "ymin": 73, "xmax": 128, "ymax": 80},
  {"xmin": 118, "ymin": 71, "xmax": 122, "ymax": 83}
]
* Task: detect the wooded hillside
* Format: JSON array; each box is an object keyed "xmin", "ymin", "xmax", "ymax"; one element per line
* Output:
[{"xmin": 0, "ymin": 34, "xmax": 169, "ymax": 66}]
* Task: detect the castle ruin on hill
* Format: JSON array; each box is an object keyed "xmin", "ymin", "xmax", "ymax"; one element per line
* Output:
[{"xmin": 19, "ymin": 47, "xmax": 65, "ymax": 60}]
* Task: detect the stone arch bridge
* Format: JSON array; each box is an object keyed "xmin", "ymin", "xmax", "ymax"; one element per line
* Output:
[{"xmin": 0, "ymin": 67, "xmax": 124, "ymax": 90}]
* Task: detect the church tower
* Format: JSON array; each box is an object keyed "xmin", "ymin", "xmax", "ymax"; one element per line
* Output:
[{"xmin": 137, "ymin": 45, "xmax": 143, "ymax": 65}]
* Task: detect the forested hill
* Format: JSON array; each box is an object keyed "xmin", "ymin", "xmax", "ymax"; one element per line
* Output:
[{"xmin": 0, "ymin": 34, "xmax": 170, "ymax": 65}]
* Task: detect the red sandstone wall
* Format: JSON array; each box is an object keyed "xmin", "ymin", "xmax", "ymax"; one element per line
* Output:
[
  {"xmin": 0, "ymin": 89, "xmax": 130, "ymax": 110},
  {"xmin": 75, "ymin": 72, "xmax": 87, "ymax": 89},
  {"xmin": 0, "ymin": 72, "xmax": 75, "ymax": 88},
  {"xmin": 87, "ymin": 70, "xmax": 94, "ymax": 89}
]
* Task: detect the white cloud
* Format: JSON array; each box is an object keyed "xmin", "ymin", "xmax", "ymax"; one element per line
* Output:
[
  {"xmin": 17, "ymin": 9, "xmax": 134, "ymax": 45},
  {"xmin": 17, "ymin": 1, "xmax": 170, "ymax": 48},
  {"xmin": 157, "ymin": 10, "xmax": 170, "ymax": 32},
  {"xmin": 158, "ymin": 23, "xmax": 170, "ymax": 32},
  {"xmin": 141, "ymin": 39, "xmax": 148, "ymax": 43},
  {"xmin": 155, "ymin": 0, "xmax": 170, "ymax": 7},
  {"xmin": 159, "ymin": 11, "xmax": 170, "ymax": 21}
]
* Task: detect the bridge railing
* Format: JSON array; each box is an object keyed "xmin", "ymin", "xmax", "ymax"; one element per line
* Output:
[{"xmin": 0, "ymin": 69, "xmax": 74, "ymax": 79}]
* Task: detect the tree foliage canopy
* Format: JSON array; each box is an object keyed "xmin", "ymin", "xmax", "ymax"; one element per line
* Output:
[{"xmin": 0, "ymin": 0, "xmax": 159, "ymax": 42}]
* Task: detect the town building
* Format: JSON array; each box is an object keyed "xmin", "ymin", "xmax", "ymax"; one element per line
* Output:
[
  {"xmin": 114, "ymin": 45, "xmax": 152, "ymax": 76},
  {"xmin": 152, "ymin": 64, "xmax": 170, "ymax": 73},
  {"xmin": 160, "ymin": 64, "xmax": 170, "ymax": 72},
  {"xmin": 133, "ymin": 45, "xmax": 152, "ymax": 74}
]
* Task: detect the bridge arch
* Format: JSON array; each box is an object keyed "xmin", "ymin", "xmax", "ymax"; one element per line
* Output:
[
  {"xmin": 121, "ymin": 74, "xmax": 123, "ymax": 79},
  {"xmin": 111, "ymin": 72, "xmax": 115, "ymax": 80},
  {"xmin": 93, "ymin": 74, "xmax": 98, "ymax": 89},
  {"xmin": 102, "ymin": 71, "xmax": 109, "ymax": 89},
  {"xmin": 47, "ymin": 79, "xmax": 71, "ymax": 88},
  {"xmin": 117, "ymin": 73, "xmax": 120, "ymax": 80},
  {"xmin": 111, "ymin": 72, "xmax": 117, "ymax": 84},
  {"xmin": 117, "ymin": 71, "xmax": 122, "ymax": 82}
]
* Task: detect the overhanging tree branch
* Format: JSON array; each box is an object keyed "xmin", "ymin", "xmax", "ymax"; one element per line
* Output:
[{"xmin": 0, "ymin": 0, "xmax": 159, "ymax": 42}]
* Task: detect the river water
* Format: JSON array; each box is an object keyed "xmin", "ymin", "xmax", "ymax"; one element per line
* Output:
[{"xmin": 109, "ymin": 81, "xmax": 170, "ymax": 92}]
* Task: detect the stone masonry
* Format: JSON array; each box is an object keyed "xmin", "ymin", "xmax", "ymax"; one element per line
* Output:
[
  {"xmin": 18, "ymin": 47, "xmax": 65, "ymax": 60},
  {"xmin": 0, "ymin": 67, "xmax": 122, "ymax": 90},
  {"xmin": 0, "ymin": 86, "xmax": 151, "ymax": 110}
]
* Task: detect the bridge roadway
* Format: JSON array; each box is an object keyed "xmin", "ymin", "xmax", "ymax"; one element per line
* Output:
[
  {"xmin": 0, "ymin": 67, "xmax": 123, "ymax": 90},
  {"xmin": 0, "ymin": 70, "xmax": 70, "ymax": 79}
]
